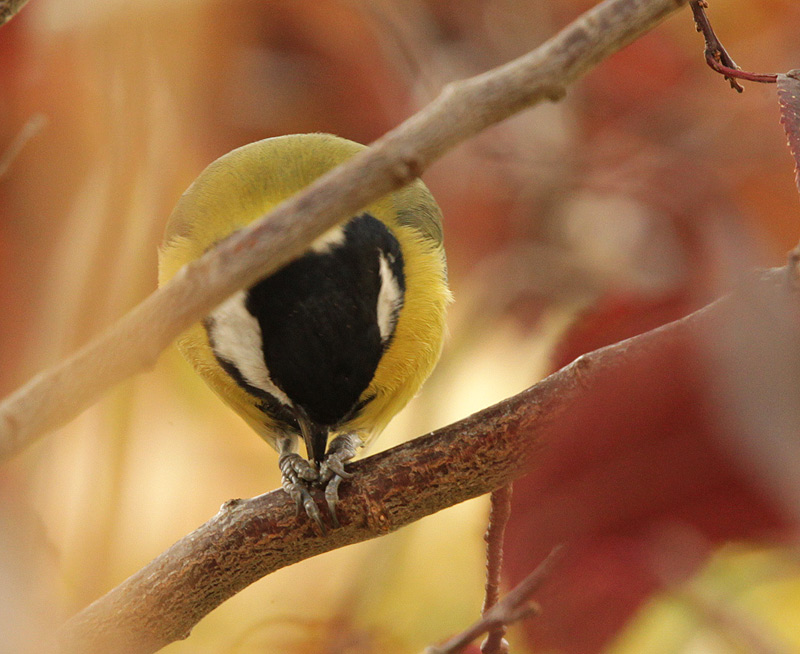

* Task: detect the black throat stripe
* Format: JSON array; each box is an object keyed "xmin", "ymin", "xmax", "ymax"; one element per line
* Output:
[{"xmin": 246, "ymin": 212, "xmax": 405, "ymax": 430}]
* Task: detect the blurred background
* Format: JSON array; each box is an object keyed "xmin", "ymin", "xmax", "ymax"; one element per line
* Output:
[{"xmin": 2, "ymin": 0, "xmax": 800, "ymax": 652}]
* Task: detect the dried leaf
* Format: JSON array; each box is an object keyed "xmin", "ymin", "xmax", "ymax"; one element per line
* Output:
[{"xmin": 778, "ymin": 70, "xmax": 800, "ymax": 198}]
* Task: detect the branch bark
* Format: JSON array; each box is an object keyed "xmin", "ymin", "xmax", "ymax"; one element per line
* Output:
[
  {"xmin": 0, "ymin": 0, "xmax": 688, "ymax": 461},
  {"xmin": 59, "ymin": 265, "xmax": 800, "ymax": 654}
]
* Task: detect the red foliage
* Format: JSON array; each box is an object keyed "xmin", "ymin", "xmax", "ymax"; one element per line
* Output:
[
  {"xmin": 502, "ymin": 7, "xmax": 800, "ymax": 648},
  {"xmin": 504, "ymin": 285, "xmax": 796, "ymax": 652}
]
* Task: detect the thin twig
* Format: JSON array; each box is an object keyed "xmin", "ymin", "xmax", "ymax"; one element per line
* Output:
[
  {"xmin": 481, "ymin": 485, "xmax": 513, "ymax": 654},
  {"xmin": 0, "ymin": 0, "xmax": 689, "ymax": 462},
  {"xmin": 424, "ymin": 546, "xmax": 564, "ymax": 654},
  {"xmin": 0, "ymin": 0, "xmax": 30, "ymax": 26},
  {"xmin": 689, "ymin": 0, "xmax": 777, "ymax": 92}
]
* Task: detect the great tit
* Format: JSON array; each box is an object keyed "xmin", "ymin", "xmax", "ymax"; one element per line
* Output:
[{"xmin": 158, "ymin": 133, "xmax": 450, "ymax": 529}]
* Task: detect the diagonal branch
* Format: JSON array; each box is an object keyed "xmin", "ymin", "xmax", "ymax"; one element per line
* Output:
[
  {"xmin": 0, "ymin": 0, "xmax": 31, "ymax": 26},
  {"xmin": 58, "ymin": 266, "xmax": 798, "ymax": 654},
  {"xmin": 0, "ymin": 0, "xmax": 689, "ymax": 461}
]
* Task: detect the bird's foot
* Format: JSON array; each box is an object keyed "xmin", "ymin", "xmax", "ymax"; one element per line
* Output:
[
  {"xmin": 279, "ymin": 450, "xmax": 318, "ymax": 483},
  {"xmin": 318, "ymin": 433, "xmax": 362, "ymax": 527},
  {"xmin": 279, "ymin": 451, "xmax": 325, "ymax": 534}
]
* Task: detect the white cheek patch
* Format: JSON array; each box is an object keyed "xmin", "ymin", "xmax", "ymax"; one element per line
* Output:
[
  {"xmin": 310, "ymin": 226, "xmax": 346, "ymax": 254},
  {"xmin": 377, "ymin": 252, "xmax": 403, "ymax": 344},
  {"xmin": 208, "ymin": 290, "xmax": 291, "ymax": 406}
]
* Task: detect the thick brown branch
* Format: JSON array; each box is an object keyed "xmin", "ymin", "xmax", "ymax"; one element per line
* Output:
[
  {"xmin": 0, "ymin": 0, "xmax": 688, "ymax": 461},
  {"xmin": 58, "ymin": 267, "xmax": 796, "ymax": 654}
]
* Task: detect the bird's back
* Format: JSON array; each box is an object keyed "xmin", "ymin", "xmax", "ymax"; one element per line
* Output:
[{"xmin": 159, "ymin": 134, "xmax": 450, "ymax": 456}]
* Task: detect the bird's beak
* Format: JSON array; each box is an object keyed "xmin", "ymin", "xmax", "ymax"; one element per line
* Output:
[{"xmin": 295, "ymin": 408, "xmax": 328, "ymax": 467}]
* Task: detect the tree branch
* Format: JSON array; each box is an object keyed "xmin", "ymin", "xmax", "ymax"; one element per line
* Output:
[
  {"xmin": 480, "ymin": 485, "xmax": 514, "ymax": 654},
  {"xmin": 689, "ymin": 0, "xmax": 777, "ymax": 90},
  {"xmin": 58, "ymin": 266, "xmax": 798, "ymax": 654},
  {"xmin": 0, "ymin": 0, "xmax": 688, "ymax": 461},
  {"xmin": 0, "ymin": 0, "xmax": 30, "ymax": 26},
  {"xmin": 424, "ymin": 546, "xmax": 564, "ymax": 654}
]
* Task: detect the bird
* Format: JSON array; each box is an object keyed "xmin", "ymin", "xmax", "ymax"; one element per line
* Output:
[{"xmin": 158, "ymin": 133, "xmax": 450, "ymax": 530}]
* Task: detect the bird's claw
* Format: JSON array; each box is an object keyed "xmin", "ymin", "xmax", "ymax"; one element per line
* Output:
[
  {"xmin": 278, "ymin": 434, "xmax": 361, "ymax": 532},
  {"xmin": 318, "ymin": 433, "xmax": 361, "ymax": 525},
  {"xmin": 281, "ymin": 475, "xmax": 326, "ymax": 535},
  {"xmin": 324, "ymin": 474, "xmax": 344, "ymax": 528},
  {"xmin": 279, "ymin": 451, "xmax": 326, "ymax": 533},
  {"xmin": 279, "ymin": 451, "xmax": 319, "ymax": 483},
  {"xmin": 318, "ymin": 453, "xmax": 353, "ymax": 483}
]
